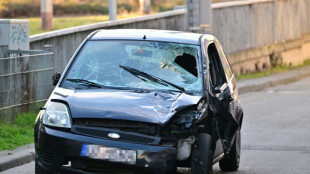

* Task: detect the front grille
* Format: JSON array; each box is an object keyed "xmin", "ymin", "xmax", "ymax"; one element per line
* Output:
[
  {"xmin": 72, "ymin": 125, "xmax": 160, "ymax": 145},
  {"xmin": 73, "ymin": 118, "xmax": 158, "ymax": 136},
  {"xmin": 38, "ymin": 149, "xmax": 55, "ymax": 165}
]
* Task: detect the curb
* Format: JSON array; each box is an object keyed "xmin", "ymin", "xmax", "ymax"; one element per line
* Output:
[
  {"xmin": 0, "ymin": 150, "xmax": 35, "ymax": 172},
  {"xmin": 238, "ymin": 66, "xmax": 310, "ymax": 94}
]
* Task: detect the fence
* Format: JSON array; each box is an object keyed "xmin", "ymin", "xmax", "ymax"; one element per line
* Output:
[{"xmin": 0, "ymin": 46, "xmax": 54, "ymax": 121}]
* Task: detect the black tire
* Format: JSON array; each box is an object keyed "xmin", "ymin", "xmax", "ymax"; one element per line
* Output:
[
  {"xmin": 35, "ymin": 159, "xmax": 52, "ymax": 174},
  {"xmin": 190, "ymin": 133, "xmax": 213, "ymax": 174},
  {"xmin": 219, "ymin": 128, "xmax": 241, "ymax": 171}
]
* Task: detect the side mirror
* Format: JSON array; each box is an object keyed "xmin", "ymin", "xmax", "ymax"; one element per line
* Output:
[
  {"xmin": 214, "ymin": 86, "xmax": 221, "ymax": 93},
  {"xmin": 52, "ymin": 72, "xmax": 61, "ymax": 86}
]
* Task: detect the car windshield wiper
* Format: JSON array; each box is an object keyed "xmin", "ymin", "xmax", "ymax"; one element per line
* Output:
[
  {"xmin": 66, "ymin": 78, "xmax": 134, "ymax": 90},
  {"xmin": 66, "ymin": 78, "xmax": 102, "ymax": 88},
  {"xmin": 119, "ymin": 65, "xmax": 185, "ymax": 92}
]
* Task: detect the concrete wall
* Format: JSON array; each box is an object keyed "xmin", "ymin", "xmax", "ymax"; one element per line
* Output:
[
  {"xmin": 212, "ymin": 0, "xmax": 310, "ymax": 75},
  {"xmin": 212, "ymin": 0, "xmax": 310, "ymax": 53},
  {"xmin": 0, "ymin": 52, "xmax": 54, "ymax": 121}
]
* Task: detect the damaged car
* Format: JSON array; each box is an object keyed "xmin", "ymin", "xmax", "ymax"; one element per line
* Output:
[{"xmin": 34, "ymin": 29, "xmax": 243, "ymax": 174}]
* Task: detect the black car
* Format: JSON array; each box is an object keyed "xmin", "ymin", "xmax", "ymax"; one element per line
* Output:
[{"xmin": 34, "ymin": 29, "xmax": 243, "ymax": 174}]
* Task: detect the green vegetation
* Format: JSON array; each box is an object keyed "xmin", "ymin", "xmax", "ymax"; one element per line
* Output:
[
  {"xmin": 152, "ymin": 0, "xmax": 184, "ymax": 12},
  {"xmin": 26, "ymin": 15, "xmax": 108, "ymax": 35},
  {"xmin": 236, "ymin": 59, "xmax": 310, "ymax": 80},
  {"xmin": 1, "ymin": 1, "xmax": 117, "ymax": 18},
  {"xmin": 0, "ymin": 0, "xmax": 186, "ymax": 18},
  {"xmin": 0, "ymin": 112, "xmax": 37, "ymax": 151},
  {"xmin": 0, "ymin": 0, "xmax": 231, "ymax": 18},
  {"xmin": 25, "ymin": 14, "xmax": 139, "ymax": 35}
]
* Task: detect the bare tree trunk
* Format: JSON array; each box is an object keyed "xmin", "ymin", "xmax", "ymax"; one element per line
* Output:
[
  {"xmin": 139, "ymin": 0, "xmax": 151, "ymax": 14},
  {"xmin": 41, "ymin": 0, "xmax": 53, "ymax": 30}
]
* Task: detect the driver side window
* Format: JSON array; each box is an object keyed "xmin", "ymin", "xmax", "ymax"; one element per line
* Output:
[{"xmin": 207, "ymin": 43, "xmax": 226, "ymax": 87}]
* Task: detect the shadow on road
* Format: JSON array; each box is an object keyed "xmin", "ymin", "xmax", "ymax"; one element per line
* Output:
[
  {"xmin": 213, "ymin": 170, "xmax": 250, "ymax": 174},
  {"xmin": 177, "ymin": 167, "xmax": 250, "ymax": 174}
]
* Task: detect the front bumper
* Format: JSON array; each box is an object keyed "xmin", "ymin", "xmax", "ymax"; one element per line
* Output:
[{"xmin": 35, "ymin": 123, "xmax": 176, "ymax": 173}]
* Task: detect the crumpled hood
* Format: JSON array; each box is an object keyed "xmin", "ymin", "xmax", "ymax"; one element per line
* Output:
[{"xmin": 51, "ymin": 88, "xmax": 203, "ymax": 125}]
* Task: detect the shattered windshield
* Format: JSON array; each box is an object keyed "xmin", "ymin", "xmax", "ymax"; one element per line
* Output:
[{"xmin": 61, "ymin": 40, "xmax": 203, "ymax": 93}]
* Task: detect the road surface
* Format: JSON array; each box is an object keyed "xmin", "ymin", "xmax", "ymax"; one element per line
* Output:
[{"xmin": 3, "ymin": 77, "xmax": 310, "ymax": 174}]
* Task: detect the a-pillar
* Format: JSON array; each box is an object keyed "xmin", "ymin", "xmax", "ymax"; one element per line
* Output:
[{"xmin": 41, "ymin": 0, "xmax": 53, "ymax": 30}]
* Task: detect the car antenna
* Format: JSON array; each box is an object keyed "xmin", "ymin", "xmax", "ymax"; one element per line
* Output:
[{"xmin": 143, "ymin": 35, "xmax": 146, "ymax": 40}]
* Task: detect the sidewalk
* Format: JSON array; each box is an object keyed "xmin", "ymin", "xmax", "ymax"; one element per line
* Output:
[
  {"xmin": 237, "ymin": 65, "xmax": 310, "ymax": 94},
  {"xmin": 1, "ymin": 65, "xmax": 310, "ymax": 172},
  {"xmin": 0, "ymin": 144, "xmax": 35, "ymax": 172}
]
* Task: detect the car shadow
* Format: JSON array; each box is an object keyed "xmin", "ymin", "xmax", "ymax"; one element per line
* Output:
[{"xmin": 176, "ymin": 167, "xmax": 251, "ymax": 174}]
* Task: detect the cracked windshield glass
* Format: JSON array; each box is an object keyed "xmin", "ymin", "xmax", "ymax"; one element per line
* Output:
[{"xmin": 62, "ymin": 40, "xmax": 203, "ymax": 93}]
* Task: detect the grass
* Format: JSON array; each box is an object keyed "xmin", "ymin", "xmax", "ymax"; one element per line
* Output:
[
  {"xmin": 0, "ymin": 112, "xmax": 37, "ymax": 151},
  {"xmin": 23, "ymin": 13, "xmax": 140, "ymax": 35},
  {"xmin": 236, "ymin": 59, "xmax": 310, "ymax": 80}
]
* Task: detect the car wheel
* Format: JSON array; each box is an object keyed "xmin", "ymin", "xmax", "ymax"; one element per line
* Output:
[
  {"xmin": 190, "ymin": 133, "xmax": 213, "ymax": 174},
  {"xmin": 35, "ymin": 159, "xmax": 52, "ymax": 174},
  {"xmin": 219, "ymin": 128, "xmax": 241, "ymax": 171}
]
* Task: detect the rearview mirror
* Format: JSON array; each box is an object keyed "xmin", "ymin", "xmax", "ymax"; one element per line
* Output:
[{"xmin": 52, "ymin": 72, "xmax": 61, "ymax": 86}]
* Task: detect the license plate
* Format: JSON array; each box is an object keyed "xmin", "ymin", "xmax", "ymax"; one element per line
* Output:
[{"xmin": 80, "ymin": 144, "xmax": 136, "ymax": 164}]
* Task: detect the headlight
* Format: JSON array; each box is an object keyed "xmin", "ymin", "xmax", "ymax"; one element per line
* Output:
[{"xmin": 42, "ymin": 102, "xmax": 71, "ymax": 128}]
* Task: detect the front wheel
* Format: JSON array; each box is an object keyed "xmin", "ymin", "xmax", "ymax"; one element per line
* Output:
[
  {"xmin": 219, "ymin": 128, "xmax": 241, "ymax": 171},
  {"xmin": 190, "ymin": 133, "xmax": 213, "ymax": 174}
]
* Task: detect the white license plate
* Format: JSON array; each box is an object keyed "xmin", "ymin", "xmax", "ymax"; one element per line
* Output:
[{"xmin": 80, "ymin": 144, "xmax": 136, "ymax": 164}]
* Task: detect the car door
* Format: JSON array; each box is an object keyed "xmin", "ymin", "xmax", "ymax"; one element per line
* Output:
[{"xmin": 206, "ymin": 42, "xmax": 239, "ymax": 155}]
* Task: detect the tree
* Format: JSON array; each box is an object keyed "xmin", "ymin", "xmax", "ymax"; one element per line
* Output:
[{"xmin": 139, "ymin": 0, "xmax": 151, "ymax": 14}]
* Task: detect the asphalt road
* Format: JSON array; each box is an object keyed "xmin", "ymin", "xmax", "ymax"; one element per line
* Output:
[{"xmin": 3, "ymin": 77, "xmax": 310, "ymax": 174}]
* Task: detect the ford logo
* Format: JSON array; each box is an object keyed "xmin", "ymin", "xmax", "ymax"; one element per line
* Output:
[{"xmin": 108, "ymin": 133, "xmax": 120, "ymax": 139}]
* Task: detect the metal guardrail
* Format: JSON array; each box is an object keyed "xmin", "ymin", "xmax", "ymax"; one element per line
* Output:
[
  {"xmin": 0, "ymin": 45, "xmax": 54, "ymax": 121},
  {"xmin": 7, "ymin": 49, "xmax": 47, "ymax": 55}
]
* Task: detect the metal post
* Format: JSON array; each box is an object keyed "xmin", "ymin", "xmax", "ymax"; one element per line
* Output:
[
  {"xmin": 43, "ymin": 45, "xmax": 53, "ymax": 53},
  {"xmin": 186, "ymin": 0, "xmax": 212, "ymax": 34},
  {"xmin": 200, "ymin": 0, "xmax": 212, "ymax": 33},
  {"xmin": 139, "ymin": 0, "xmax": 151, "ymax": 14},
  {"xmin": 41, "ymin": 0, "xmax": 53, "ymax": 30},
  {"xmin": 43, "ymin": 45, "xmax": 53, "ymax": 70},
  {"xmin": 0, "ymin": 46, "xmax": 8, "ymax": 58},
  {"xmin": 109, "ymin": 0, "xmax": 117, "ymax": 21}
]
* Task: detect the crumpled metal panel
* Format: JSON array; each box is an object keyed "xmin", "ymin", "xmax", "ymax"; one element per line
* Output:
[
  {"xmin": 52, "ymin": 87, "xmax": 202, "ymax": 125},
  {"xmin": 208, "ymin": 88, "xmax": 239, "ymax": 154}
]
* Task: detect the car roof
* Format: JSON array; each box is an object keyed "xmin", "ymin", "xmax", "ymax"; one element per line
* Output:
[{"xmin": 91, "ymin": 29, "xmax": 212, "ymax": 45}]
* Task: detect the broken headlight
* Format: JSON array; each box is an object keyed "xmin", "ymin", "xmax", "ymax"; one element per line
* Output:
[
  {"xmin": 42, "ymin": 102, "xmax": 72, "ymax": 128},
  {"xmin": 163, "ymin": 111, "xmax": 200, "ymax": 137},
  {"xmin": 177, "ymin": 112, "xmax": 200, "ymax": 130}
]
